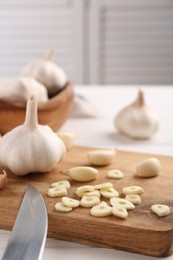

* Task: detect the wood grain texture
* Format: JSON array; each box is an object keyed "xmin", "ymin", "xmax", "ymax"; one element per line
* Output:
[
  {"xmin": 0, "ymin": 82, "xmax": 73, "ymax": 134},
  {"xmin": 1, "ymin": 146, "xmax": 173, "ymax": 257}
]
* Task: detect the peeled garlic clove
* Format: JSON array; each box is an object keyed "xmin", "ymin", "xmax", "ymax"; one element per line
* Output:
[
  {"xmin": 22, "ymin": 49, "xmax": 67, "ymax": 96},
  {"xmin": 66, "ymin": 166, "xmax": 98, "ymax": 182},
  {"xmin": 136, "ymin": 157, "xmax": 160, "ymax": 177},
  {"xmin": 0, "ymin": 76, "xmax": 48, "ymax": 104},
  {"xmin": 57, "ymin": 132, "xmax": 75, "ymax": 151},
  {"xmin": 114, "ymin": 89, "xmax": 159, "ymax": 139},
  {"xmin": 0, "ymin": 170, "xmax": 8, "ymax": 189},
  {"xmin": 0, "ymin": 96, "xmax": 65, "ymax": 176},
  {"xmin": 87, "ymin": 149, "xmax": 116, "ymax": 166}
]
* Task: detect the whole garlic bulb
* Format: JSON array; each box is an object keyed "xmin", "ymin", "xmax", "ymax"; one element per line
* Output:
[
  {"xmin": 0, "ymin": 96, "xmax": 65, "ymax": 176},
  {"xmin": 0, "ymin": 76, "xmax": 48, "ymax": 104},
  {"xmin": 22, "ymin": 49, "xmax": 67, "ymax": 97},
  {"xmin": 114, "ymin": 90, "xmax": 159, "ymax": 139}
]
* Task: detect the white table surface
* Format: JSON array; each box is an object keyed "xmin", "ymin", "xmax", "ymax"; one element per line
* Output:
[{"xmin": 1, "ymin": 85, "xmax": 173, "ymax": 260}]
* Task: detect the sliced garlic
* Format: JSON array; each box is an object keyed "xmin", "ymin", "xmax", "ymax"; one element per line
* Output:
[
  {"xmin": 80, "ymin": 195, "xmax": 100, "ymax": 208},
  {"xmin": 107, "ymin": 169, "xmax": 124, "ymax": 179},
  {"xmin": 94, "ymin": 182, "xmax": 113, "ymax": 190},
  {"xmin": 57, "ymin": 132, "xmax": 75, "ymax": 151},
  {"xmin": 62, "ymin": 197, "xmax": 80, "ymax": 208},
  {"xmin": 75, "ymin": 185, "xmax": 95, "ymax": 197},
  {"xmin": 87, "ymin": 149, "xmax": 116, "ymax": 166},
  {"xmin": 67, "ymin": 166, "xmax": 98, "ymax": 182},
  {"xmin": 136, "ymin": 158, "xmax": 160, "ymax": 178},
  {"xmin": 55, "ymin": 201, "xmax": 72, "ymax": 212},
  {"xmin": 81, "ymin": 190, "xmax": 101, "ymax": 198},
  {"xmin": 125, "ymin": 195, "xmax": 141, "ymax": 205},
  {"xmin": 100, "ymin": 187, "xmax": 119, "ymax": 199},
  {"xmin": 90, "ymin": 201, "xmax": 112, "ymax": 217},
  {"xmin": 112, "ymin": 205, "xmax": 128, "ymax": 219},
  {"xmin": 110, "ymin": 198, "xmax": 135, "ymax": 210},
  {"xmin": 151, "ymin": 204, "xmax": 170, "ymax": 217},
  {"xmin": 47, "ymin": 186, "xmax": 68, "ymax": 198},
  {"xmin": 50, "ymin": 180, "xmax": 71, "ymax": 190},
  {"xmin": 122, "ymin": 186, "xmax": 144, "ymax": 195},
  {"xmin": 76, "ymin": 185, "xmax": 95, "ymax": 194}
]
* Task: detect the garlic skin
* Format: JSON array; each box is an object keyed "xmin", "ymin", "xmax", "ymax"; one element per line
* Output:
[
  {"xmin": 114, "ymin": 90, "xmax": 159, "ymax": 139},
  {"xmin": 22, "ymin": 49, "xmax": 67, "ymax": 96},
  {"xmin": 0, "ymin": 96, "xmax": 65, "ymax": 176},
  {"xmin": 0, "ymin": 76, "xmax": 48, "ymax": 104}
]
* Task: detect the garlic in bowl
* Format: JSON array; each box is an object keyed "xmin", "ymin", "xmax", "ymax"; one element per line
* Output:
[
  {"xmin": 0, "ymin": 82, "xmax": 73, "ymax": 134},
  {"xmin": 114, "ymin": 89, "xmax": 159, "ymax": 139},
  {"xmin": 0, "ymin": 95, "xmax": 65, "ymax": 176},
  {"xmin": 22, "ymin": 49, "xmax": 67, "ymax": 97},
  {"xmin": 0, "ymin": 76, "xmax": 48, "ymax": 104}
]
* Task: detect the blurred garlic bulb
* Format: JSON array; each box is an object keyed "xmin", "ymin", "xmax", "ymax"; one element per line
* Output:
[
  {"xmin": 0, "ymin": 95, "xmax": 65, "ymax": 176},
  {"xmin": 0, "ymin": 76, "xmax": 48, "ymax": 104},
  {"xmin": 22, "ymin": 49, "xmax": 67, "ymax": 97},
  {"xmin": 114, "ymin": 89, "xmax": 159, "ymax": 139}
]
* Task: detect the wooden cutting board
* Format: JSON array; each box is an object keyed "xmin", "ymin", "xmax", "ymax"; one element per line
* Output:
[{"xmin": 1, "ymin": 146, "xmax": 173, "ymax": 257}]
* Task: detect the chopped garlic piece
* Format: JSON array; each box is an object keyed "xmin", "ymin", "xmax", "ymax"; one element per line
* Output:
[
  {"xmin": 62, "ymin": 197, "xmax": 80, "ymax": 208},
  {"xmin": 112, "ymin": 205, "xmax": 128, "ymax": 219},
  {"xmin": 47, "ymin": 186, "xmax": 68, "ymax": 198},
  {"xmin": 100, "ymin": 187, "xmax": 119, "ymax": 199},
  {"xmin": 122, "ymin": 186, "xmax": 144, "ymax": 195},
  {"xmin": 151, "ymin": 204, "xmax": 170, "ymax": 217},
  {"xmin": 90, "ymin": 201, "xmax": 112, "ymax": 217},
  {"xmin": 110, "ymin": 197, "xmax": 135, "ymax": 210},
  {"xmin": 50, "ymin": 180, "xmax": 71, "ymax": 190},
  {"xmin": 80, "ymin": 195, "xmax": 100, "ymax": 208},
  {"xmin": 55, "ymin": 201, "xmax": 72, "ymax": 212},
  {"xmin": 107, "ymin": 169, "xmax": 124, "ymax": 179},
  {"xmin": 125, "ymin": 195, "xmax": 141, "ymax": 205},
  {"xmin": 94, "ymin": 182, "xmax": 113, "ymax": 190}
]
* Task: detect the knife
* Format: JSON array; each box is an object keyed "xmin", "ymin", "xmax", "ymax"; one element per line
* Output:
[{"xmin": 2, "ymin": 185, "xmax": 48, "ymax": 260}]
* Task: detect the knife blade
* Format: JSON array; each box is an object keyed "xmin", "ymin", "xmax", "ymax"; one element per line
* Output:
[{"xmin": 2, "ymin": 185, "xmax": 48, "ymax": 260}]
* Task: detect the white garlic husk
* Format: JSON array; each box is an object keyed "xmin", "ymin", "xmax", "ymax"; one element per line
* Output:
[
  {"xmin": 0, "ymin": 76, "xmax": 48, "ymax": 104},
  {"xmin": 114, "ymin": 89, "xmax": 159, "ymax": 139},
  {"xmin": 22, "ymin": 49, "xmax": 67, "ymax": 97},
  {"xmin": 0, "ymin": 96, "xmax": 65, "ymax": 176}
]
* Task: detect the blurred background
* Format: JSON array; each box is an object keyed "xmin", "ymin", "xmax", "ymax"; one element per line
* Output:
[{"xmin": 0, "ymin": 0, "xmax": 173, "ymax": 85}]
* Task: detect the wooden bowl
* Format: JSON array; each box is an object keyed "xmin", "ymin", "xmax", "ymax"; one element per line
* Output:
[{"xmin": 0, "ymin": 82, "xmax": 74, "ymax": 135}]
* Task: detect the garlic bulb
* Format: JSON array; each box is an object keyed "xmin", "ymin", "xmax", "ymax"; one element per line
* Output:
[
  {"xmin": 22, "ymin": 49, "xmax": 67, "ymax": 96},
  {"xmin": 0, "ymin": 76, "xmax": 48, "ymax": 104},
  {"xmin": 0, "ymin": 96, "xmax": 65, "ymax": 176},
  {"xmin": 114, "ymin": 90, "xmax": 159, "ymax": 139}
]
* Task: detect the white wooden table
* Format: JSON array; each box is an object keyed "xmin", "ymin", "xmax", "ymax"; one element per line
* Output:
[{"xmin": 1, "ymin": 85, "xmax": 173, "ymax": 260}]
